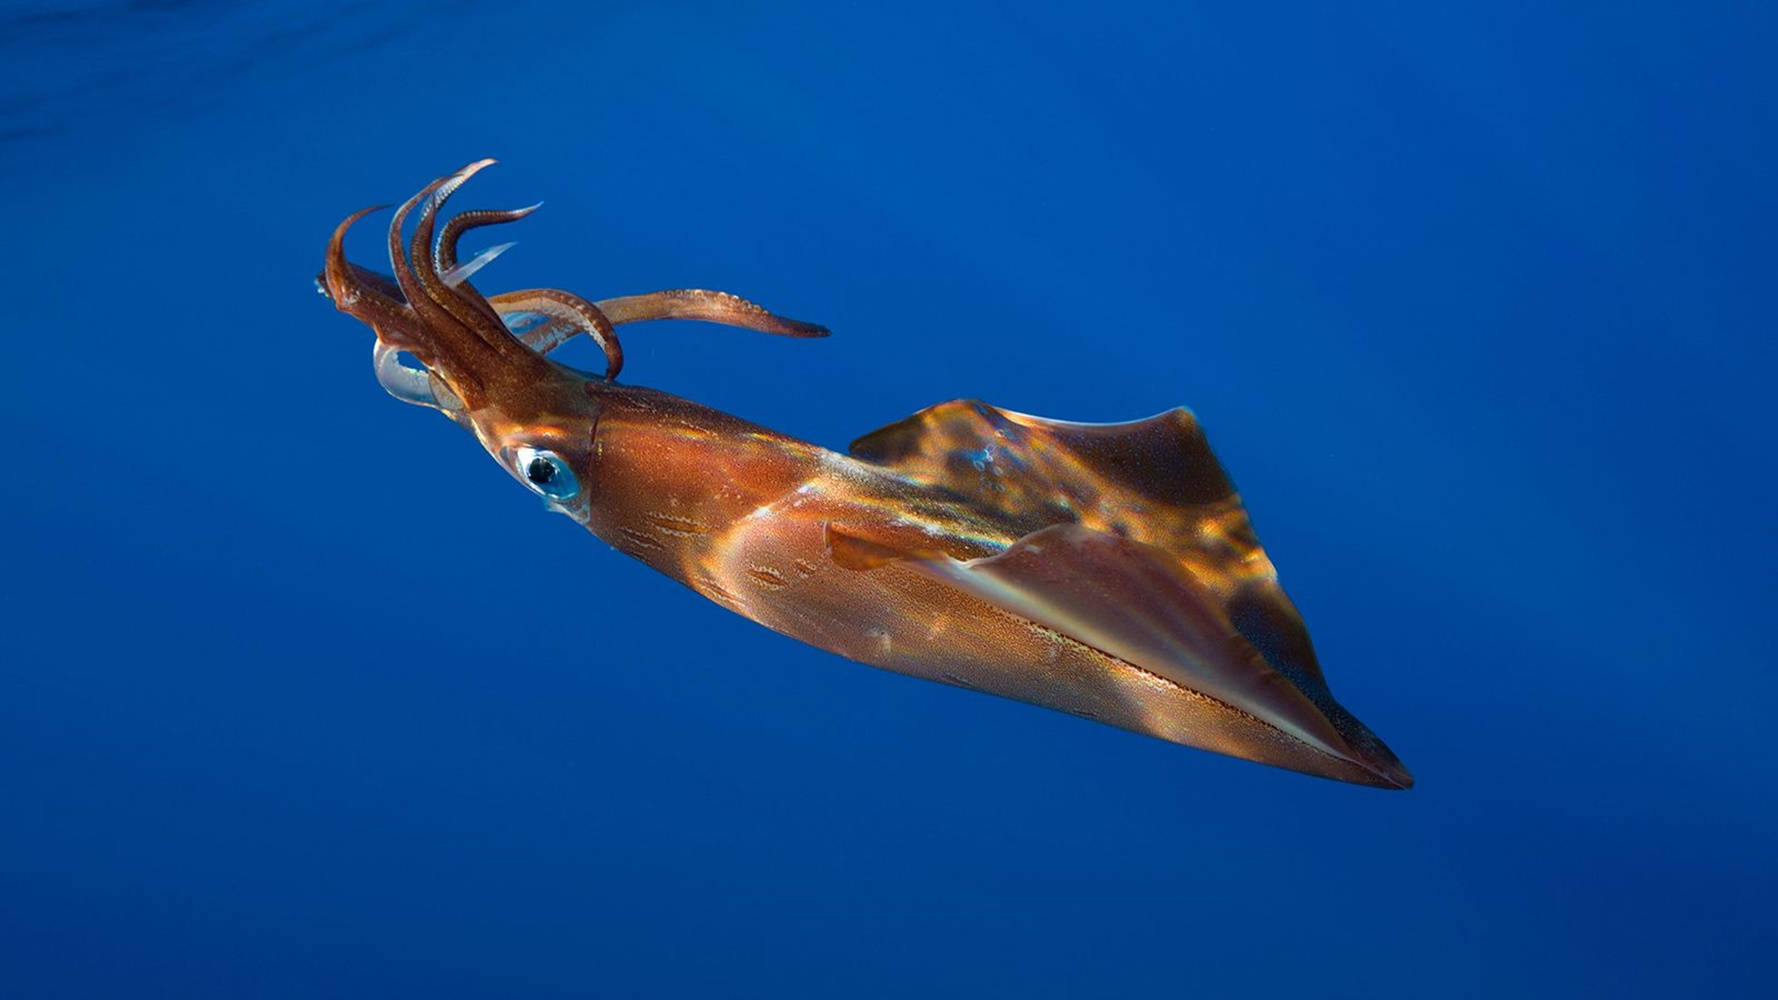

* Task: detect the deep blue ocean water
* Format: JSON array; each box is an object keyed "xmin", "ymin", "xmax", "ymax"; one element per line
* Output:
[{"xmin": 2, "ymin": 2, "xmax": 1774, "ymax": 996}]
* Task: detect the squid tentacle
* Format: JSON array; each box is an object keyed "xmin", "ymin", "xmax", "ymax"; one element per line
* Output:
[
  {"xmin": 323, "ymin": 206, "xmax": 403, "ymax": 314},
  {"xmin": 380, "ymin": 170, "xmax": 513, "ymax": 401},
  {"xmin": 437, "ymin": 203, "xmax": 542, "ymax": 274},
  {"xmin": 409, "ymin": 160, "xmax": 518, "ymax": 346},
  {"xmin": 322, "ymin": 205, "xmax": 440, "ymax": 361},
  {"xmin": 508, "ymin": 316, "xmax": 589, "ymax": 355},
  {"xmin": 435, "ymin": 202, "xmax": 625, "ymax": 378},
  {"xmin": 485, "ymin": 287, "xmax": 831, "ymax": 381},
  {"xmin": 597, "ymin": 289, "xmax": 830, "ymax": 338},
  {"xmin": 336, "ymin": 260, "xmax": 406, "ymax": 303},
  {"xmin": 330, "ymin": 163, "xmax": 828, "ymax": 396},
  {"xmin": 487, "ymin": 288, "xmax": 624, "ymax": 380},
  {"xmin": 385, "ymin": 172, "xmax": 473, "ymax": 356}
]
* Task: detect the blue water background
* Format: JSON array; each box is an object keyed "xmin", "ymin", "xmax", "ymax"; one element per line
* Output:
[{"xmin": 2, "ymin": 2, "xmax": 1773, "ymax": 996}]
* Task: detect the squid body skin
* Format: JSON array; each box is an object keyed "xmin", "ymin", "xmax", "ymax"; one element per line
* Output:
[{"xmin": 320, "ymin": 161, "xmax": 1413, "ymax": 790}]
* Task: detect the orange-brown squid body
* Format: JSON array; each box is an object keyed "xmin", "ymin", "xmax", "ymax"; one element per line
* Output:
[{"xmin": 320, "ymin": 162, "xmax": 1413, "ymax": 789}]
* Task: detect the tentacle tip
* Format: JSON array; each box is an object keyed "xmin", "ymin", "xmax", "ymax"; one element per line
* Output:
[
  {"xmin": 329, "ymin": 203, "xmax": 392, "ymax": 243},
  {"xmin": 779, "ymin": 318, "xmax": 832, "ymax": 338},
  {"xmin": 347, "ymin": 203, "xmax": 393, "ymax": 229},
  {"xmin": 447, "ymin": 158, "xmax": 499, "ymax": 188}
]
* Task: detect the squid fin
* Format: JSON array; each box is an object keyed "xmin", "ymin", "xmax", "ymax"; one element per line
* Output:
[
  {"xmin": 822, "ymin": 520, "xmax": 1411, "ymax": 788},
  {"xmin": 850, "ymin": 399, "xmax": 1321, "ymax": 683}
]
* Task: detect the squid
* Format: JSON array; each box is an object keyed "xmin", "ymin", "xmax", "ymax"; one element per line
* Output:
[{"xmin": 319, "ymin": 161, "xmax": 1413, "ymax": 789}]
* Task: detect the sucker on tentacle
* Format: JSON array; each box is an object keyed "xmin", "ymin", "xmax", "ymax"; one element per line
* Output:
[{"xmin": 437, "ymin": 203, "xmax": 543, "ymax": 275}]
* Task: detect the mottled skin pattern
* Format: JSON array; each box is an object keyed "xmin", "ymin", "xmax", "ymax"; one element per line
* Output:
[{"xmin": 321, "ymin": 162, "xmax": 1412, "ymax": 789}]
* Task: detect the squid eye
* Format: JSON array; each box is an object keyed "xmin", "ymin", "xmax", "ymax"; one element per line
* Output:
[{"xmin": 514, "ymin": 446, "xmax": 580, "ymax": 501}]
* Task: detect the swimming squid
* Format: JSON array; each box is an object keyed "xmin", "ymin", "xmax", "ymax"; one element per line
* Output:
[{"xmin": 319, "ymin": 161, "xmax": 1413, "ymax": 789}]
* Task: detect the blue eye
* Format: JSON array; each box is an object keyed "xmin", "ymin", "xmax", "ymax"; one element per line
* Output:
[{"xmin": 514, "ymin": 446, "xmax": 579, "ymax": 502}]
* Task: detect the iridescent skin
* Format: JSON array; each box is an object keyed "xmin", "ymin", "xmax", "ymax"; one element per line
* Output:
[{"xmin": 321, "ymin": 162, "xmax": 1413, "ymax": 789}]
